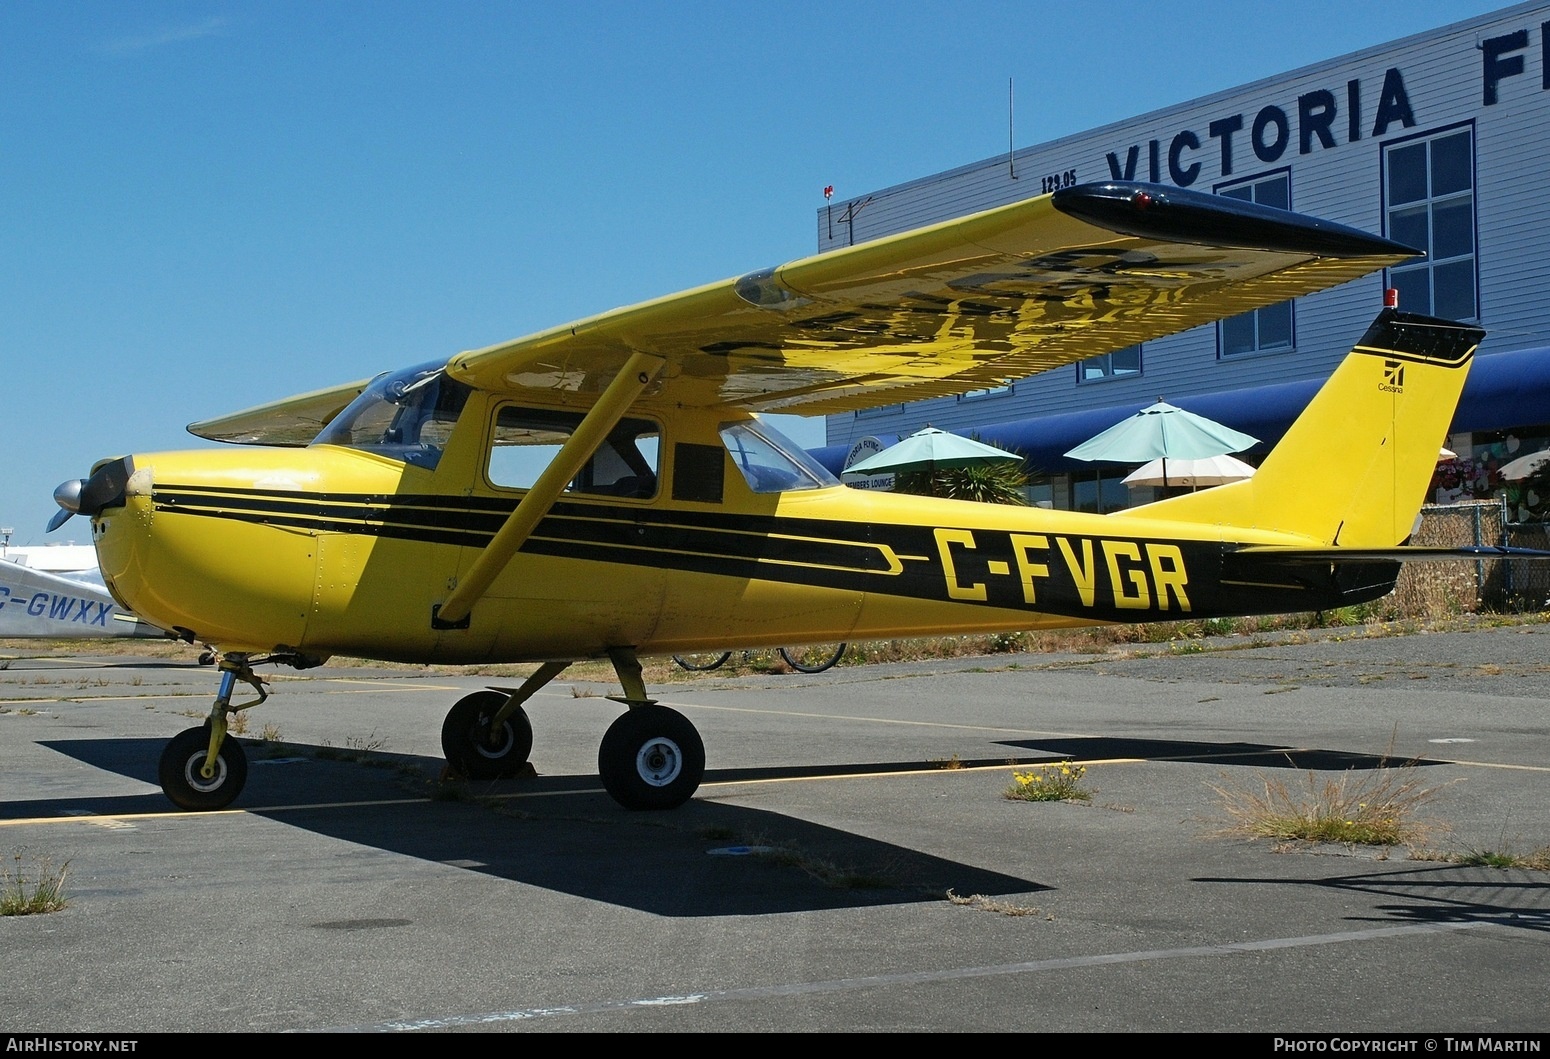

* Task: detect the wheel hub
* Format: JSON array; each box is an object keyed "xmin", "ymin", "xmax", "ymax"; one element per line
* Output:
[
  {"xmin": 635, "ymin": 737, "xmax": 682, "ymax": 787},
  {"xmin": 183, "ymin": 754, "xmax": 227, "ymax": 794},
  {"xmin": 476, "ymin": 719, "xmax": 514, "ymax": 758}
]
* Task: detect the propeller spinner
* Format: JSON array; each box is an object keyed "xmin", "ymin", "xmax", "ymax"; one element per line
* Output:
[{"xmin": 48, "ymin": 457, "xmax": 134, "ymax": 532}]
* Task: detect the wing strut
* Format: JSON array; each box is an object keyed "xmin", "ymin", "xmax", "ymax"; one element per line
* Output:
[{"xmin": 433, "ymin": 351, "xmax": 666, "ymax": 629}]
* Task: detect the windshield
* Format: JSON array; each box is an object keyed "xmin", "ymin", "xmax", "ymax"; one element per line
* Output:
[
  {"xmin": 313, "ymin": 362, "xmax": 472, "ymax": 469},
  {"xmin": 720, "ymin": 418, "xmax": 838, "ymax": 493}
]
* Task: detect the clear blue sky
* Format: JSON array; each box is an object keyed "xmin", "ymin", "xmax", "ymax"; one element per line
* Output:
[{"xmin": 1, "ymin": 0, "xmax": 1513, "ymax": 544}]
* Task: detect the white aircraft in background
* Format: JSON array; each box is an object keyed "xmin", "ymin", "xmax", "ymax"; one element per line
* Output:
[{"xmin": 0, "ymin": 530, "xmax": 167, "ymax": 640}]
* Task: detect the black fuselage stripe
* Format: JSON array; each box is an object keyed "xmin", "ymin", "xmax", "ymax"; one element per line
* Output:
[{"xmin": 147, "ymin": 486, "xmax": 1393, "ymax": 620}]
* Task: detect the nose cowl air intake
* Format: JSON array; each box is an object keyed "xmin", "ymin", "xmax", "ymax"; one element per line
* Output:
[{"xmin": 48, "ymin": 456, "xmax": 135, "ymax": 532}]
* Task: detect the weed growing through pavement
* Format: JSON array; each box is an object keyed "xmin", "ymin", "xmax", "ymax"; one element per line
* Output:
[
  {"xmin": 1, "ymin": 850, "xmax": 69, "ymax": 916},
  {"xmin": 722, "ymin": 830, "xmax": 899, "ymax": 889},
  {"xmin": 1450, "ymin": 845, "xmax": 1550, "ymax": 869},
  {"xmin": 1004, "ymin": 761, "xmax": 1092, "ymax": 803},
  {"xmin": 946, "ymin": 889, "xmax": 1051, "ymax": 918},
  {"xmin": 345, "ymin": 731, "xmax": 386, "ymax": 753},
  {"xmin": 1207, "ymin": 757, "xmax": 1451, "ymax": 850},
  {"xmin": 755, "ymin": 846, "xmax": 897, "ymax": 889}
]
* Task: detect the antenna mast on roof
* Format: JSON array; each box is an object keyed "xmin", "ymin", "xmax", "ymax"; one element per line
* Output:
[{"xmin": 1008, "ymin": 77, "xmax": 1016, "ymax": 179}]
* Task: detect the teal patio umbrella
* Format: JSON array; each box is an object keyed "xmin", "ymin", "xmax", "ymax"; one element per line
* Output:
[
  {"xmin": 845, "ymin": 426, "xmax": 1021, "ymax": 476},
  {"xmin": 1064, "ymin": 399, "xmax": 1259, "ymax": 489}
]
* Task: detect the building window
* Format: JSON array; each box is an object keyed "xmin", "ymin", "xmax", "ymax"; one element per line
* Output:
[
  {"xmin": 856, "ymin": 404, "xmax": 903, "ymax": 419},
  {"xmin": 1217, "ymin": 172, "xmax": 1293, "ymax": 356},
  {"xmin": 1384, "ymin": 124, "xmax": 1476, "ymax": 321},
  {"xmin": 959, "ymin": 384, "xmax": 1012, "ymax": 401},
  {"xmin": 1078, "ymin": 344, "xmax": 1141, "ymax": 383}
]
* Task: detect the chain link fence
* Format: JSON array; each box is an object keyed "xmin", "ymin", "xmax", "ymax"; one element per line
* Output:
[
  {"xmin": 1391, "ymin": 498, "xmax": 1550, "ymax": 614},
  {"xmin": 1501, "ymin": 518, "xmax": 1550, "ymax": 611},
  {"xmin": 1392, "ymin": 500, "xmax": 1500, "ymax": 616}
]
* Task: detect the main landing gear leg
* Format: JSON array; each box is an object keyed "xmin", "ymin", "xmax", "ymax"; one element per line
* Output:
[
  {"xmin": 597, "ymin": 647, "xmax": 705, "ymax": 811},
  {"xmin": 440, "ymin": 661, "xmax": 569, "ymax": 779},
  {"xmin": 157, "ymin": 654, "xmax": 268, "ymax": 811}
]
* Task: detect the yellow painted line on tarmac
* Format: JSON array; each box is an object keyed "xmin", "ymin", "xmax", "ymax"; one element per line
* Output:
[
  {"xmin": 0, "ymin": 796, "xmax": 436, "ymax": 828},
  {"xmin": 0, "ymin": 680, "xmax": 469, "ymax": 706},
  {"xmin": 1427, "ymin": 757, "xmax": 1550, "ymax": 773},
  {"xmin": 657, "ymin": 699, "xmax": 1092, "ymax": 739},
  {"xmin": 697, "ymin": 759, "xmax": 1149, "ymax": 790},
  {"xmin": 0, "ymin": 809, "xmax": 244, "ymax": 827},
  {"xmin": 0, "ymin": 656, "xmax": 137, "ymax": 666},
  {"xmin": 4, "ymin": 693, "xmax": 211, "ymax": 704},
  {"xmin": 317, "ymin": 678, "xmax": 467, "ymax": 691}
]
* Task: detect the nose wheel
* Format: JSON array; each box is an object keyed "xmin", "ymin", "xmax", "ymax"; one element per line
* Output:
[
  {"xmin": 156, "ymin": 654, "xmax": 268, "ymax": 811},
  {"xmin": 159, "ymin": 724, "xmax": 249, "ymax": 811}
]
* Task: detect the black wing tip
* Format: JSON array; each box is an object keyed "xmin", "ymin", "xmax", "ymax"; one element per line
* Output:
[{"xmin": 1051, "ymin": 181, "xmax": 1420, "ymax": 260}]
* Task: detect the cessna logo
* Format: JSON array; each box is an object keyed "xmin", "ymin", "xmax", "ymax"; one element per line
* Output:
[{"xmin": 1380, "ymin": 360, "xmax": 1405, "ymax": 393}]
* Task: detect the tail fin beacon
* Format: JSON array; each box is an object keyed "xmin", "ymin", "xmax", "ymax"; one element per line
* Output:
[{"xmin": 1133, "ymin": 309, "xmax": 1483, "ymax": 547}]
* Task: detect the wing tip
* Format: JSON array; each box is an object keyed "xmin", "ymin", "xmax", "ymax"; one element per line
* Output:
[{"xmin": 1052, "ymin": 181, "xmax": 1420, "ymax": 260}]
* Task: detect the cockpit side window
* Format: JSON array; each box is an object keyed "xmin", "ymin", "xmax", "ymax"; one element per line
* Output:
[
  {"xmin": 487, "ymin": 405, "xmax": 660, "ymax": 499},
  {"xmin": 313, "ymin": 362, "xmax": 471, "ymax": 470},
  {"xmin": 719, "ymin": 419, "xmax": 838, "ymax": 494}
]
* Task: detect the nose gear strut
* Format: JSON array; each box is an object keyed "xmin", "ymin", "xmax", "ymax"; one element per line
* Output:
[
  {"xmin": 199, "ymin": 655, "xmax": 269, "ymax": 780},
  {"xmin": 156, "ymin": 652, "xmax": 273, "ymax": 811}
]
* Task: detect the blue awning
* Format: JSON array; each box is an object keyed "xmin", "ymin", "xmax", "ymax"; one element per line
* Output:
[{"xmin": 811, "ymin": 345, "xmax": 1550, "ymax": 476}]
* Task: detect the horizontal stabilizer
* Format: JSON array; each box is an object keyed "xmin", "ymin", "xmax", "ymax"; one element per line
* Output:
[{"xmin": 1233, "ymin": 545, "xmax": 1550, "ymax": 563}]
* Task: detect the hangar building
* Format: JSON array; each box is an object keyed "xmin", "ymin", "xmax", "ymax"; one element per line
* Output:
[{"xmin": 814, "ymin": 2, "xmax": 1550, "ymax": 519}]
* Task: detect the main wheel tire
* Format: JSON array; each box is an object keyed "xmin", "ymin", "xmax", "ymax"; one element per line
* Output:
[
  {"xmin": 441, "ymin": 690, "xmax": 534, "ymax": 779},
  {"xmin": 673, "ymin": 651, "xmax": 731, "ymax": 672},
  {"xmin": 597, "ymin": 706, "xmax": 705, "ymax": 810},
  {"xmin": 779, "ymin": 643, "xmax": 847, "ymax": 674},
  {"xmin": 158, "ymin": 724, "xmax": 249, "ymax": 811}
]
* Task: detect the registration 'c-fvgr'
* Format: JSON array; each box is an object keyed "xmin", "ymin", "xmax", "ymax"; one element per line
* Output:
[{"xmin": 50, "ymin": 182, "xmax": 1498, "ymax": 812}]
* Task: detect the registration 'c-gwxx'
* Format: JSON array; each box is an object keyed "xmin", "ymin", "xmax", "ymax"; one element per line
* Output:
[{"xmin": 50, "ymin": 182, "xmax": 1495, "ymax": 812}]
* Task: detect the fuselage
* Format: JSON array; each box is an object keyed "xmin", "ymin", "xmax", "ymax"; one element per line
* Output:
[{"xmin": 83, "ymin": 384, "xmax": 1381, "ymax": 665}]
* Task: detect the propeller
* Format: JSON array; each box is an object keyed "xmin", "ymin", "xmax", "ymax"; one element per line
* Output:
[
  {"xmin": 46, "ymin": 480, "xmax": 83, "ymax": 532},
  {"xmin": 47, "ymin": 457, "xmax": 134, "ymax": 532}
]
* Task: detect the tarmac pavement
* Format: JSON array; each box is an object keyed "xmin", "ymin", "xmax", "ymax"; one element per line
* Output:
[{"xmin": 1, "ymin": 623, "xmax": 1547, "ymax": 1034}]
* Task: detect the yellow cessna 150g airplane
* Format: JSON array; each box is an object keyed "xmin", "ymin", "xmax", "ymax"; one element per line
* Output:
[{"xmin": 50, "ymin": 181, "xmax": 1496, "ymax": 813}]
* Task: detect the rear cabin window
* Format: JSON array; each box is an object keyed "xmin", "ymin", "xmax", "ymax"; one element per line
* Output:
[{"xmin": 486, "ymin": 406, "xmax": 660, "ymax": 498}]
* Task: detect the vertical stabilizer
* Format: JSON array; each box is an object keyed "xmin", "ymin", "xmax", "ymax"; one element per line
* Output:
[{"xmin": 1132, "ymin": 310, "xmax": 1483, "ymax": 546}]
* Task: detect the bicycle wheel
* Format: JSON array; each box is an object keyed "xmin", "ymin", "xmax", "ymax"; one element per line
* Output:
[
  {"xmin": 779, "ymin": 643, "xmax": 846, "ymax": 673},
  {"xmin": 673, "ymin": 651, "xmax": 732, "ymax": 671}
]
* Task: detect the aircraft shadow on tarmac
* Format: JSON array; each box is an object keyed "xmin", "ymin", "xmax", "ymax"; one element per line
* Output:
[
  {"xmin": 20, "ymin": 737, "xmax": 1048, "ymax": 916},
  {"xmin": 1195, "ymin": 865, "xmax": 1550, "ymax": 934}
]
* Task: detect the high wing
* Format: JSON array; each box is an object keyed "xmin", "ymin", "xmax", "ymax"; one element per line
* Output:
[
  {"xmin": 188, "ymin": 182, "xmax": 1416, "ymax": 445},
  {"xmin": 189, "ymin": 377, "xmax": 372, "ymax": 447}
]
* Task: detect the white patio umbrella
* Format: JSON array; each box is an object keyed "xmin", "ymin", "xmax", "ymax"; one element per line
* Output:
[
  {"xmin": 1122, "ymin": 453, "xmax": 1257, "ymax": 489},
  {"xmin": 1499, "ymin": 449, "xmax": 1550, "ymax": 481}
]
